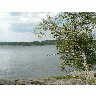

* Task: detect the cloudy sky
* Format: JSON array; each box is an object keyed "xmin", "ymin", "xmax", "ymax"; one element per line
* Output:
[
  {"xmin": 0, "ymin": 12, "xmax": 96, "ymax": 42},
  {"xmin": 0, "ymin": 12, "xmax": 59, "ymax": 42}
]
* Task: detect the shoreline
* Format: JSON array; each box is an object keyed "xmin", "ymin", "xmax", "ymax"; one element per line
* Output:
[
  {"xmin": 0, "ymin": 71, "xmax": 96, "ymax": 85},
  {"xmin": 0, "ymin": 77, "xmax": 88, "ymax": 85}
]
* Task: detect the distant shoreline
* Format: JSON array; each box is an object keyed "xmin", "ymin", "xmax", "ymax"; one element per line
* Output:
[
  {"xmin": 0, "ymin": 40, "xmax": 61, "ymax": 46},
  {"xmin": 0, "ymin": 45, "xmax": 50, "ymax": 46}
]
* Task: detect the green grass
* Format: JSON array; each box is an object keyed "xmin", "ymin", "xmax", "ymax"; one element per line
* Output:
[
  {"xmin": 89, "ymin": 79, "xmax": 95, "ymax": 84},
  {"xmin": 41, "ymin": 75, "xmax": 83, "ymax": 80},
  {"xmin": 16, "ymin": 83, "xmax": 22, "ymax": 85}
]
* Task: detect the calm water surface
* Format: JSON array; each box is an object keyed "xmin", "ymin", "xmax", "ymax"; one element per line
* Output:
[{"xmin": 0, "ymin": 45, "xmax": 76, "ymax": 79}]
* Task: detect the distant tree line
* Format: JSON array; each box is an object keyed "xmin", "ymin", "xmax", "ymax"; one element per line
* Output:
[{"xmin": 0, "ymin": 40, "xmax": 62, "ymax": 46}]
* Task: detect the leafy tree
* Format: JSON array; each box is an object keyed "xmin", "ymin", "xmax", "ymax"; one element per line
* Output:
[{"xmin": 34, "ymin": 12, "xmax": 96, "ymax": 84}]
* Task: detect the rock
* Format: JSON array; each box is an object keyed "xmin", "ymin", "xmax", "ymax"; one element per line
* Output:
[
  {"xmin": 68, "ymin": 71, "xmax": 96, "ymax": 79},
  {"xmin": 0, "ymin": 73, "xmax": 96, "ymax": 85}
]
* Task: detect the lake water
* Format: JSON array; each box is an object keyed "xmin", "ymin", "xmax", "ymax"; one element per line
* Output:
[{"xmin": 0, "ymin": 45, "xmax": 76, "ymax": 79}]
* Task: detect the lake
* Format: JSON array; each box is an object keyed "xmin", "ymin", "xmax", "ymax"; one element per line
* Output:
[{"xmin": 0, "ymin": 45, "xmax": 76, "ymax": 79}]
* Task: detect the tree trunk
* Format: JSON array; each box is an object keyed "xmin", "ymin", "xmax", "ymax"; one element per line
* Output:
[
  {"xmin": 77, "ymin": 44, "xmax": 90, "ymax": 84},
  {"xmin": 75, "ymin": 38, "xmax": 90, "ymax": 84},
  {"xmin": 82, "ymin": 52, "xmax": 90, "ymax": 85}
]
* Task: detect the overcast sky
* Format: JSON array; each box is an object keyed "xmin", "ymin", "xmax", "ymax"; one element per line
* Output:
[
  {"xmin": 0, "ymin": 12, "xmax": 95, "ymax": 42},
  {"xmin": 0, "ymin": 12, "xmax": 59, "ymax": 42}
]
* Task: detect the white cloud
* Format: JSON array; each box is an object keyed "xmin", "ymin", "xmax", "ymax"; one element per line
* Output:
[
  {"xmin": 47, "ymin": 12, "xmax": 59, "ymax": 17},
  {"xmin": 1, "ymin": 21, "xmax": 10, "ymax": 29},
  {"xmin": 0, "ymin": 12, "xmax": 59, "ymax": 42},
  {"xmin": 20, "ymin": 17, "xmax": 28, "ymax": 22},
  {"xmin": 38, "ymin": 13, "xmax": 48, "ymax": 19},
  {"xmin": 19, "ymin": 12, "xmax": 59, "ymax": 24}
]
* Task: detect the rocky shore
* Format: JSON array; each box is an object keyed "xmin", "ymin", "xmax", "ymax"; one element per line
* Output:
[
  {"xmin": 0, "ymin": 71, "xmax": 96, "ymax": 85},
  {"xmin": 0, "ymin": 78, "xmax": 88, "ymax": 85}
]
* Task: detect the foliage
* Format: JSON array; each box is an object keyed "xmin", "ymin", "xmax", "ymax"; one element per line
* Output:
[{"xmin": 35, "ymin": 12, "xmax": 96, "ymax": 72}]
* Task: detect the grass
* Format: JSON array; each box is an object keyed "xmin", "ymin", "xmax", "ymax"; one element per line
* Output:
[
  {"xmin": 41, "ymin": 75, "xmax": 84, "ymax": 80},
  {"xmin": 16, "ymin": 83, "xmax": 22, "ymax": 85},
  {"xmin": 89, "ymin": 79, "xmax": 95, "ymax": 84}
]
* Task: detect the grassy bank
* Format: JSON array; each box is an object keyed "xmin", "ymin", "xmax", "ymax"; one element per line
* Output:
[{"xmin": 41, "ymin": 75, "xmax": 85, "ymax": 80}]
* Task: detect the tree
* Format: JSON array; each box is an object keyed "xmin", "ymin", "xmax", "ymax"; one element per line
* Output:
[{"xmin": 34, "ymin": 12, "xmax": 96, "ymax": 84}]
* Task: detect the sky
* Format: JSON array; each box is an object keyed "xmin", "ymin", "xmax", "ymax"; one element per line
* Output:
[
  {"xmin": 0, "ymin": 12, "xmax": 96, "ymax": 42},
  {"xmin": 0, "ymin": 12, "xmax": 59, "ymax": 42}
]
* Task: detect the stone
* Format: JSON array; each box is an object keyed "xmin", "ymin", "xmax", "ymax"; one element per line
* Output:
[{"xmin": 68, "ymin": 71, "xmax": 96, "ymax": 79}]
